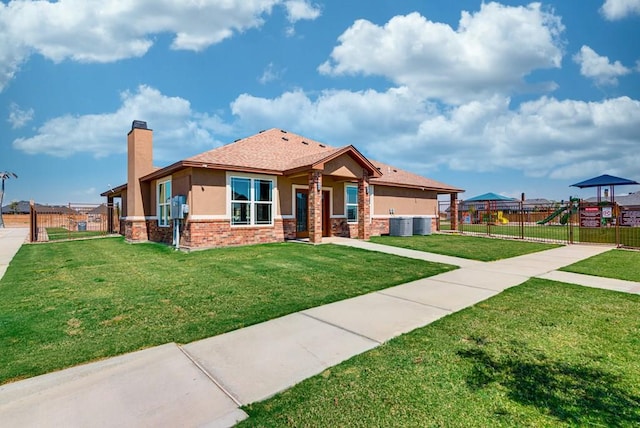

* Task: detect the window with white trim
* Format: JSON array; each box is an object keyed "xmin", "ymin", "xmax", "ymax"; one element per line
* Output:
[
  {"xmin": 346, "ymin": 185, "xmax": 358, "ymax": 223},
  {"xmin": 231, "ymin": 177, "xmax": 273, "ymax": 226},
  {"xmin": 157, "ymin": 179, "xmax": 171, "ymax": 227}
]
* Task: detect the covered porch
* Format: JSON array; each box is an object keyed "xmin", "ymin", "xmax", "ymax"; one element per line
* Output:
[{"xmin": 284, "ymin": 146, "xmax": 382, "ymax": 244}]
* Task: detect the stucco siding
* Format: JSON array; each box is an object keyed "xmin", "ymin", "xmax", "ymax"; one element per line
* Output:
[
  {"xmin": 191, "ymin": 169, "xmax": 227, "ymax": 216},
  {"xmin": 373, "ymin": 185, "xmax": 438, "ymax": 216},
  {"xmin": 324, "ymin": 155, "xmax": 364, "ymax": 179}
]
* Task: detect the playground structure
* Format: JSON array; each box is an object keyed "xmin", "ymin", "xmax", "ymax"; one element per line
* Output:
[
  {"xmin": 536, "ymin": 197, "xmax": 579, "ymax": 225},
  {"xmin": 440, "ymin": 177, "xmax": 640, "ymax": 248}
]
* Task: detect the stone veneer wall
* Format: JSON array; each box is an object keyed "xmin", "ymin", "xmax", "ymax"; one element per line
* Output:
[
  {"xmin": 282, "ymin": 219, "xmax": 297, "ymax": 240},
  {"xmin": 124, "ymin": 220, "xmax": 148, "ymax": 242},
  {"xmin": 147, "ymin": 220, "xmax": 173, "ymax": 244},
  {"xmin": 179, "ymin": 219, "xmax": 288, "ymax": 249},
  {"xmin": 330, "ymin": 218, "xmax": 352, "ymax": 237},
  {"xmin": 371, "ymin": 218, "xmax": 390, "ymax": 236},
  {"xmin": 123, "ymin": 216, "xmax": 438, "ymax": 248}
]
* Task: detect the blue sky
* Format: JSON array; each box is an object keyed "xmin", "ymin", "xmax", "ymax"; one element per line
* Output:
[{"xmin": 1, "ymin": 0, "xmax": 639, "ymax": 205}]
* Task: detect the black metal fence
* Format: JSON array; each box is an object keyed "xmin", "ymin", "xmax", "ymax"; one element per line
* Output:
[
  {"xmin": 29, "ymin": 202, "xmax": 120, "ymax": 242},
  {"xmin": 438, "ymin": 199, "xmax": 640, "ymax": 249}
]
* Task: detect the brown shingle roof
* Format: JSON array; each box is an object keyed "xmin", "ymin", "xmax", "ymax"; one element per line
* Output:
[
  {"xmin": 110, "ymin": 128, "xmax": 462, "ymax": 194},
  {"xmin": 370, "ymin": 160, "xmax": 463, "ymax": 192},
  {"xmin": 184, "ymin": 128, "xmax": 461, "ymax": 191},
  {"xmin": 188, "ymin": 128, "xmax": 336, "ymax": 171}
]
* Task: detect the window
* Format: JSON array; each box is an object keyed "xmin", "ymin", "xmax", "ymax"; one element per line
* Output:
[
  {"xmin": 254, "ymin": 179, "xmax": 273, "ymax": 224},
  {"xmin": 346, "ymin": 185, "xmax": 358, "ymax": 223},
  {"xmin": 231, "ymin": 177, "xmax": 273, "ymax": 226},
  {"xmin": 231, "ymin": 177, "xmax": 251, "ymax": 225},
  {"xmin": 157, "ymin": 179, "xmax": 171, "ymax": 227}
]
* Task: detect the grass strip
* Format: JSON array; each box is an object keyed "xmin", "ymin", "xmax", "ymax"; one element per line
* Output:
[
  {"xmin": 45, "ymin": 227, "xmax": 106, "ymax": 241},
  {"xmin": 561, "ymin": 249, "xmax": 640, "ymax": 282},
  {"xmin": 240, "ymin": 279, "xmax": 640, "ymax": 427},
  {"xmin": 370, "ymin": 234, "xmax": 560, "ymax": 261},
  {"xmin": 0, "ymin": 237, "xmax": 455, "ymax": 384}
]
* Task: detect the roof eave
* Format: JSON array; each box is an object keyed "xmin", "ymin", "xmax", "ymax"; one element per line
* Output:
[
  {"xmin": 140, "ymin": 161, "xmax": 284, "ymax": 182},
  {"xmin": 100, "ymin": 183, "xmax": 127, "ymax": 197},
  {"xmin": 372, "ymin": 180, "xmax": 464, "ymax": 193}
]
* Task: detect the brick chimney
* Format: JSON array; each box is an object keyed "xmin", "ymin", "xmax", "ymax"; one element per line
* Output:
[{"xmin": 125, "ymin": 120, "xmax": 153, "ymax": 241}]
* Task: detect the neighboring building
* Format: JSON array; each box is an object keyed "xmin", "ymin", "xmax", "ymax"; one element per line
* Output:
[
  {"xmin": 102, "ymin": 121, "xmax": 462, "ymax": 249},
  {"xmin": 1, "ymin": 200, "xmax": 75, "ymax": 214},
  {"xmin": 586, "ymin": 191, "xmax": 640, "ymax": 207}
]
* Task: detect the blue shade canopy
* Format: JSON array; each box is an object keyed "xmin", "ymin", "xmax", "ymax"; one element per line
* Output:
[
  {"xmin": 464, "ymin": 192, "xmax": 517, "ymax": 202},
  {"xmin": 571, "ymin": 174, "xmax": 639, "ymax": 188}
]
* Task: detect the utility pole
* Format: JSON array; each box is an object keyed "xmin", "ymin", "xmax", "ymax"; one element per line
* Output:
[{"xmin": 0, "ymin": 172, "xmax": 18, "ymax": 228}]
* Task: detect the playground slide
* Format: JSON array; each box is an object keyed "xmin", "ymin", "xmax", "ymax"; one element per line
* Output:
[{"xmin": 537, "ymin": 206, "xmax": 566, "ymax": 225}]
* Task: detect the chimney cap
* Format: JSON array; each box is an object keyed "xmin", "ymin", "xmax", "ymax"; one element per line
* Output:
[{"xmin": 131, "ymin": 120, "xmax": 148, "ymax": 130}]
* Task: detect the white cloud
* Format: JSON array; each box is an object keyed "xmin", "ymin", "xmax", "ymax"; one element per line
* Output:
[
  {"xmin": 318, "ymin": 3, "xmax": 564, "ymax": 104},
  {"xmin": 8, "ymin": 102, "xmax": 34, "ymax": 129},
  {"xmin": 283, "ymin": 1, "xmax": 321, "ymax": 36},
  {"xmin": 231, "ymin": 87, "xmax": 430, "ymax": 144},
  {"xmin": 229, "ymin": 89, "xmax": 640, "ymax": 181},
  {"xmin": 284, "ymin": 0, "xmax": 321, "ymax": 22},
  {"xmin": 12, "ymin": 85, "xmax": 229, "ymax": 160},
  {"xmin": 600, "ymin": 0, "xmax": 640, "ymax": 20},
  {"xmin": 258, "ymin": 62, "xmax": 285, "ymax": 84},
  {"xmin": 573, "ymin": 45, "xmax": 631, "ymax": 86},
  {"xmin": 15, "ymin": 81, "xmax": 640, "ymax": 184},
  {"xmin": 0, "ymin": 0, "xmax": 321, "ymax": 92}
]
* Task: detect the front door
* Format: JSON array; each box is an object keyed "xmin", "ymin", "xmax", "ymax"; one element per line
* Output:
[
  {"xmin": 295, "ymin": 189, "xmax": 309, "ymax": 238},
  {"xmin": 296, "ymin": 189, "xmax": 331, "ymax": 238}
]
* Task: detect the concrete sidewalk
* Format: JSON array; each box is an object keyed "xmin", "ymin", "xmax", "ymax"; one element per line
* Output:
[
  {"xmin": 0, "ymin": 227, "xmax": 28, "ymax": 281},
  {"xmin": 1, "ymin": 236, "xmax": 637, "ymax": 428}
]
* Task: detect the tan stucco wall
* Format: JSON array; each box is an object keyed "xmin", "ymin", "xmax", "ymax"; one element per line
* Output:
[
  {"xmin": 121, "ymin": 189, "xmax": 128, "ymax": 217},
  {"xmin": 279, "ymin": 176, "xmax": 294, "ymax": 216},
  {"xmin": 127, "ymin": 128, "xmax": 154, "ymax": 217},
  {"xmin": 191, "ymin": 169, "xmax": 226, "ymax": 216},
  {"xmin": 330, "ymin": 180, "xmax": 347, "ymax": 216},
  {"xmin": 324, "ymin": 155, "xmax": 364, "ymax": 179},
  {"xmin": 172, "ymin": 169, "xmax": 192, "ymax": 202},
  {"xmin": 373, "ymin": 185, "xmax": 438, "ymax": 216}
]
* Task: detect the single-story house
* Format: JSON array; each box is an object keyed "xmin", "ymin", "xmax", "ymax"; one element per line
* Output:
[{"xmin": 102, "ymin": 121, "xmax": 463, "ymax": 249}]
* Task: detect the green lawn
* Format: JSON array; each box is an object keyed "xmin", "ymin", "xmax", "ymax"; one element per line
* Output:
[
  {"xmin": 370, "ymin": 234, "xmax": 560, "ymax": 261},
  {"xmin": 561, "ymin": 249, "xmax": 640, "ymax": 282},
  {"xmin": 0, "ymin": 237, "xmax": 455, "ymax": 385},
  {"xmin": 46, "ymin": 227, "xmax": 106, "ymax": 241},
  {"xmin": 240, "ymin": 279, "xmax": 640, "ymax": 427}
]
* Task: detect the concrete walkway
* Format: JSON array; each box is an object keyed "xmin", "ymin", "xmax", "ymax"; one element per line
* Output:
[
  {"xmin": 0, "ymin": 227, "xmax": 28, "ymax": 281},
  {"xmin": 1, "ymin": 235, "xmax": 638, "ymax": 427}
]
